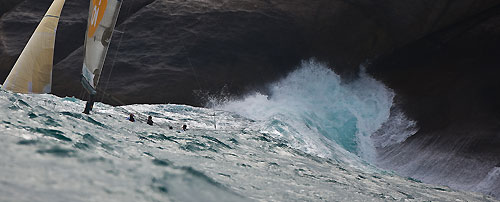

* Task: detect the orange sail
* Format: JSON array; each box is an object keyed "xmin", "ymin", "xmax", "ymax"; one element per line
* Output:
[{"xmin": 82, "ymin": 0, "xmax": 122, "ymax": 92}]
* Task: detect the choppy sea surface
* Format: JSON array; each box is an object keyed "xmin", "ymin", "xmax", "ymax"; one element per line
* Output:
[{"xmin": 0, "ymin": 61, "xmax": 497, "ymax": 201}]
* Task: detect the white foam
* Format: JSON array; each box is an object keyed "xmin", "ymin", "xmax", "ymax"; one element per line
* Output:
[{"xmin": 218, "ymin": 60, "xmax": 417, "ymax": 163}]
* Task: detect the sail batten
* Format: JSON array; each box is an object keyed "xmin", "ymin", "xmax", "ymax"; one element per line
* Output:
[{"xmin": 1, "ymin": 0, "xmax": 65, "ymax": 94}]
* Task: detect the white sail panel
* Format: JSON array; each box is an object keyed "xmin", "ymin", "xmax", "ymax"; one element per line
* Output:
[
  {"xmin": 82, "ymin": 0, "xmax": 122, "ymax": 90},
  {"xmin": 2, "ymin": 0, "xmax": 65, "ymax": 94}
]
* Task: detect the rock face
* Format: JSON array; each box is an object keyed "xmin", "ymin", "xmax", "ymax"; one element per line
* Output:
[
  {"xmin": 1, "ymin": 0, "xmax": 500, "ymax": 198},
  {"xmin": 54, "ymin": 0, "xmax": 307, "ymax": 105},
  {"xmin": 1, "ymin": 0, "xmax": 499, "ymax": 105}
]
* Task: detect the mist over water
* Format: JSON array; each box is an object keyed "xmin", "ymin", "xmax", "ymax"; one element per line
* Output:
[{"xmin": 219, "ymin": 60, "xmax": 416, "ymax": 163}]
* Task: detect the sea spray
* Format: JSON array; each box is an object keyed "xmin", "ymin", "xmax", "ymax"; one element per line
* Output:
[{"xmin": 218, "ymin": 60, "xmax": 416, "ymax": 163}]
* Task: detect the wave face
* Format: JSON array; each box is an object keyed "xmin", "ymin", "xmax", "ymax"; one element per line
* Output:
[
  {"xmin": 0, "ymin": 71, "xmax": 495, "ymax": 201},
  {"xmin": 219, "ymin": 60, "xmax": 416, "ymax": 163},
  {"xmin": 218, "ymin": 60, "xmax": 500, "ymax": 199}
]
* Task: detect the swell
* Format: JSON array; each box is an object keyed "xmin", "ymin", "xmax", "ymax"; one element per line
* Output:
[{"xmin": 1, "ymin": 84, "xmax": 498, "ymax": 201}]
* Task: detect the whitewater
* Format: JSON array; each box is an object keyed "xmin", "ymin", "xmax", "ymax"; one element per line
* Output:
[{"xmin": 0, "ymin": 60, "xmax": 496, "ymax": 201}]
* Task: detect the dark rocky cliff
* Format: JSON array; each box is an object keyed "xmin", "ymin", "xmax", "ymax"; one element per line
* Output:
[
  {"xmin": 1, "ymin": 0, "xmax": 500, "ymax": 198},
  {"xmin": 1, "ymin": 0, "xmax": 499, "ymax": 105}
]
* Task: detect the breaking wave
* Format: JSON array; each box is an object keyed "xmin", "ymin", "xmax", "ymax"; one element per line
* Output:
[{"xmin": 219, "ymin": 60, "xmax": 418, "ymax": 163}]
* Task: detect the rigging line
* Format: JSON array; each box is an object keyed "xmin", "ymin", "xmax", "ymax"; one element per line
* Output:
[
  {"xmin": 213, "ymin": 112, "xmax": 217, "ymax": 129},
  {"xmin": 182, "ymin": 44, "xmax": 203, "ymax": 92},
  {"xmin": 185, "ymin": 49, "xmax": 216, "ymax": 130},
  {"xmin": 100, "ymin": 2, "xmax": 133, "ymax": 102},
  {"xmin": 182, "ymin": 44, "xmax": 212, "ymax": 131},
  {"xmin": 99, "ymin": 34, "xmax": 123, "ymax": 102}
]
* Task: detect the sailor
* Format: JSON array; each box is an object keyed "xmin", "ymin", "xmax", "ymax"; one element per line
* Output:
[
  {"xmin": 147, "ymin": 116, "xmax": 154, "ymax": 126},
  {"xmin": 182, "ymin": 124, "xmax": 187, "ymax": 131},
  {"xmin": 127, "ymin": 113, "xmax": 135, "ymax": 122}
]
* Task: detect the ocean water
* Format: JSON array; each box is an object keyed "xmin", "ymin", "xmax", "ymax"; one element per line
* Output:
[{"xmin": 0, "ymin": 61, "xmax": 496, "ymax": 201}]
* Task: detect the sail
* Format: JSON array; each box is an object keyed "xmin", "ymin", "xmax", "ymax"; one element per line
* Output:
[
  {"xmin": 81, "ymin": 0, "xmax": 122, "ymax": 94},
  {"xmin": 1, "ymin": 0, "xmax": 65, "ymax": 94}
]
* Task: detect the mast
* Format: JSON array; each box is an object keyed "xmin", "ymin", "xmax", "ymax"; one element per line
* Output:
[
  {"xmin": 81, "ymin": 0, "xmax": 122, "ymax": 114},
  {"xmin": 1, "ymin": 0, "xmax": 66, "ymax": 93}
]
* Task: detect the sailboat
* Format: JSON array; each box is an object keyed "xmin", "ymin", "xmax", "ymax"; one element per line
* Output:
[
  {"xmin": 81, "ymin": 0, "xmax": 122, "ymax": 114},
  {"xmin": 1, "ymin": 0, "xmax": 122, "ymax": 115},
  {"xmin": 1, "ymin": 0, "xmax": 65, "ymax": 93}
]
